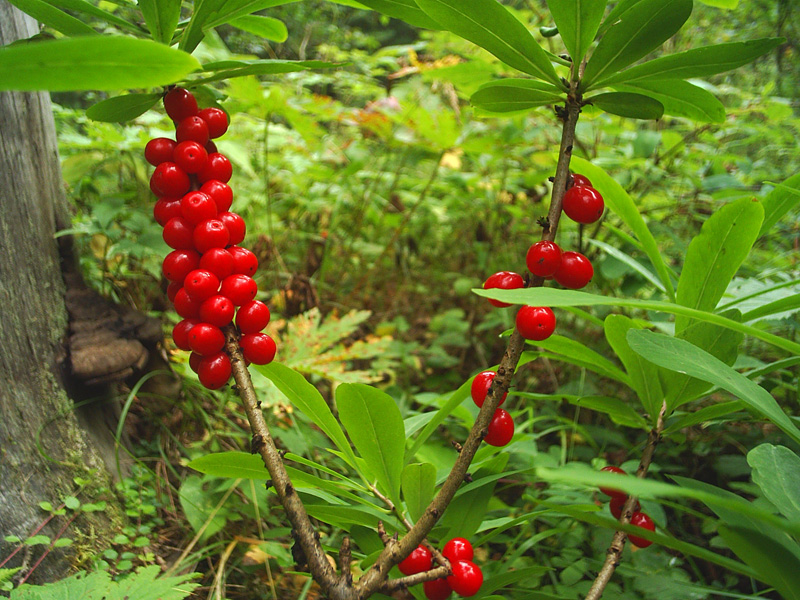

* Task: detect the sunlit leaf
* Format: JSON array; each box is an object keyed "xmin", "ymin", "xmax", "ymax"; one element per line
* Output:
[
  {"xmin": 615, "ymin": 79, "xmax": 726, "ymax": 123},
  {"xmin": 545, "ymin": 0, "xmax": 607, "ymax": 65}
]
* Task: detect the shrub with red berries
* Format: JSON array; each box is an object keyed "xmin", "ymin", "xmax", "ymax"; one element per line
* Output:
[
  {"xmin": 598, "ymin": 466, "xmax": 657, "ymax": 549},
  {"xmin": 399, "ymin": 538, "xmax": 483, "ymax": 599},
  {"xmin": 147, "ymin": 87, "xmax": 276, "ymax": 389}
]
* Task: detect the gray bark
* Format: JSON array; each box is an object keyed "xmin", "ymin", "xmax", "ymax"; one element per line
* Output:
[{"xmin": 0, "ymin": 2, "xmax": 123, "ymax": 584}]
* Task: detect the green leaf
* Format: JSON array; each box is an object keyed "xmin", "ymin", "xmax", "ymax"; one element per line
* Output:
[
  {"xmin": 179, "ymin": 0, "xmax": 227, "ymax": 52},
  {"xmin": 748, "ymin": 444, "xmax": 800, "ymax": 522},
  {"xmin": 526, "ymin": 334, "xmax": 631, "ymax": 385},
  {"xmin": 474, "ymin": 287, "xmax": 800, "ymax": 356},
  {"xmin": 675, "ymin": 197, "xmax": 764, "ymax": 335},
  {"xmin": 347, "ymin": 0, "xmax": 441, "ymax": 29},
  {"xmin": 599, "ymin": 38, "xmax": 784, "ymax": 86},
  {"xmin": 0, "ymin": 37, "xmax": 200, "ymax": 92},
  {"xmin": 256, "ymin": 362, "xmax": 357, "ymax": 467},
  {"xmin": 604, "ymin": 315, "xmax": 663, "ymax": 418},
  {"xmin": 587, "ymin": 238, "xmax": 666, "ymax": 293},
  {"xmin": 718, "ymin": 526, "xmax": 800, "ymax": 600},
  {"xmin": 415, "ymin": 0, "xmax": 561, "ymax": 85},
  {"xmin": 7, "ymin": 0, "xmax": 96, "ymax": 36},
  {"xmin": 189, "ymin": 451, "xmax": 267, "ymax": 479},
  {"xmin": 574, "ymin": 396, "xmax": 649, "ymax": 429},
  {"xmin": 42, "ymin": 0, "xmax": 139, "ymax": 32},
  {"xmin": 401, "ymin": 463, "xmax": 436, "ymax": 523},
  {"xmin": 85, "ymin": 93, "xmax": 161, "ymax": 123},
  {"xmin": 228, "ymin": 15, "xmax": 287, "ymax": 41},
  {"xmin": 582, "ymin": 0, "xmax": 692, "ymax": 90},
  {"xmin": 544, "ymin": 0, "xmax": 607, "ymax": 65},
  {"xmin": 596, "ymin": 0, "xmax": 642, "ymax": 36},
  {"xmin": 698, "ymin": 0, "xmax": 737, "ymax": 6},
  {"xmin": 178, "ymin": 476, "xmax": 230, "ymax": 540},
  {"xmin": 336, "ymin": 384, "xmax": 405, "ymax": 506},
  {"xmin": 470, "ymin": 79, "xmax": 564, "ymax": 114},
  {"xmin": 615, "ymin": 79, "xmax": 726, "ymax": 123},
  {"xmin": 570, "ymin": 156, "xmax": 676, "ymax": 300},
  {"xmin": 191, "ymin": 59, "xmax": 343, "ymax": 85},
  {"xmin": 588, "ymin": 91, "xmax": 663, "ymax": 119},
  {"xmin": 405, "ymin": 378, "xmax": 471, "ymax": 462},
  {"xmin": 662, "ymin": 400, "xmax": 744, "ymax": 434},
  {"xmin": 742, "ymin": 293, "xmax": 800, "ymax": 323},
  {"xmin": 138, "ymin": 0, "xmax": 181, "ymax": 44},
  {"xmin": 626, "ymin": 330, "xmax": 800, "ymax": 445},
  {"xmin": 760, "ymin": 172, "xmax": 800, "ymax": 237}
]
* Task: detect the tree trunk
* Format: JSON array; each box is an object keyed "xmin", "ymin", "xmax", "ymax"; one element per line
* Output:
[{"xmin": 0, "ymin": 2, "xmax": 126, "ymax": 584}]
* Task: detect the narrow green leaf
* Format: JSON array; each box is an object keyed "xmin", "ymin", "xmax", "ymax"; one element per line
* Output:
[
  {"xmin": 760, "ymin": 172, "xmax": 800, "ymax": 237},
  {"xmin": 742, "ymin": 293, "xmax": 800, "ymax": 322},
  {"xmin": 474, "ymin": 287, "xmax": 800, "ymax": 356},
  {"xmin": 336, "ymin": 384, "xmax": 405, "ymax": 506},
  {"xmin": 604, "ymin": 315, "xmax": 663, "ymax": 419},
  {"xmin": 574, "ymin": 396, "xmax": 649, "ymax": 429},
  {"xmin": 545, "ymin": 0, "xmax": 607, "ymax": 65},
  {"xmin": 582, "ymin": 0, "xmax": 692, "ymax": 90},
  {"xmin": 663, "ymin": 400, "xmax": 745, "ymax": 435},
  {"xmin": 347, "ymin": 0, "xmax": 441, "ymax": 29},
  {"xmin": 0, "ymin": 37, "xmax": 200, "ymax": 92},
  {"xmin": 43, "ymin": 0, "xmax": 140, "ymax": 33},
  {"xmin": 7, "ymin": 0, "xmax": 96, "ymax": 36},
  {"xmin": 405, "ymin": 378, "xmax": 471, "ymax": 462},
  {"xmin": 415, "ymin": 0, "xmax": 561, "ymax": 85},
  {"xmin": 191, "ymin": 59, "xmax": 343, "ymax": 85},
  {"xmin": 85, "ymin": 93, "xmax": 161, "ymax": 122},
  {"xmin": 627, "ymin": 330, "xmax": 800, "ymax": 445},
  {"xmin": 470, "ymin": 79, "xmax": 564, "ymax": 113},
  {"xmin": 748, "ymin": 444, "xmax": 800, "ymax": 522},
  {"xmin": 229, "ymin": 15, "xmax": 288, "ymax": 42},
  {"xmin": 179, "ymin": 0, "xmax": 227, "ymax": 52},
  {"xmin": 587, "ymin": 239, "xmax": 665, "ymax": 293},
  {"xmin": 527, "ymin": 334, "xmax": 632, "ymax": 385},
  {"xmin": 439, "ymin": 455, "xmax": 508, "ymax": 540},
  {"xmin": 698, "ymin": 0, "xmax": 738, "ymax": 6},
  {"xmin": 256, "ymin": 362, "xmax": 357, "ymax": 467},
  {"xmin": 138, "ymin": 0, "xmax": 181, "ymax": 44},
  {"xmin": 719, "ymin": 526, "xmax": 800, "ymax": 600},
  {"xmin": 588, "ymin": 91, "xmax": 663, "ymax": 119},
  {"xmin": 401, "ymin": 463, "xmax": 436, "ymax": 523},
  {"xmin": 599, "ymin": 38, "xmax": 783, "ymax": 86},
  {"xmin": 675, "ymin": 197, "xmax": 764, "ymax": 335},
  {"xmin": 570, "ymin": 156, "xmax": 676, "ymax": 300},
  {"xmin": 189, "ymin": 451, "xmax": 267, "ymax": 479},
  {"xmin": 615, "ymin": 79, "xmax": 726, "ymax": 123}
]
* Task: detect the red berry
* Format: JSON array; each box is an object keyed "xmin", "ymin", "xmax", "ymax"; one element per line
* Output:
[
  {"xmin": 154, "ymin": 198, "xmax": 182, "ymax": 227},
  {"xmin": 599, "ymin": 466, "xmax": 627, "ymax": 499},
  {"xmin": 198, "ymin": 107, "xmax": 229, "ymax": 139},
  {"xmin": 199, "ymin": 295, "xmax": 235, "ymax": 327},
  {"xmin": 236, "ymin": 300, "xmax": 271, "ymax": 334},
  {"xmin": 483, "ymin": 271, "xmax": 523, "ymax": 308},
  {"xmin": 189, "ymin": 351, "xmax": 203, "ymax": 374},
  {"xmin": 162, "ymin": 249, "xmax": 200, "ymax": 282},
  {"xmin": 571, "ymin": 173, "xmax": 592, "ymax": 188},
  {"xmin": 176, "ymin": 115, "xmax": 210, "ymax": 146},
  {"xmin": 193, "ymin": 219, "xmax": 230, "ymax": 254},
  {"xmin": 526, "ymin": 240, "xmax": 562, "ymax": 278},
  {"xmin": 484, "ymin": 408, "xmax": 514, "ymax": 447},
  {"xmin": 610, "ymin": 495, "xmax": 640, "ymax": 520},
  {"xmin": 188, "ymin": 322, "xmax": 226, "ymax": 356},
  {"xmin": 218, "ymin": 212, "xmax": 245, "ymax": 245},
  {"xmin": 166, "ymin": 281, "xmax": 181, "ymax": 303},
  {"xmin": 184, "ymin": 269, "xmax": 220, "ymax": 302},
  {"xmin": 172, "ymin": 318, "xmax": 200, "ymax": 351},
  {"xmin": 200, "ymin": 248, "xmax": 235, "ymax": 280},
  {"xmin": 145, "ymin": 137, "xmax": 176, "ymax": 166},
  {"xmin": 173, "ymin": 288, "xmax": 202, "ymax": 319},
  {"xmin": 515, "ymin": 306, "xmax": 556, "ymax": 341},
  {"xmin": 200, "ymin": 180, "xmax": 233, "ymax": 212},
  {"xmin": 150, "ymin": 162, "xmax": 190, "ymax": 197},
  {"xmin": 424, "ymin": 578, "xmax": 452, "ymax": 600},
  {"xmin": 240, "ymin": 333, "xmax": 276, "ymax": 365},
  {"xmin": 628, "ymin": 512, "xmax": 656, "ymax": 548},
  {"xmin": 220, "ymin": 274, "xmax": 257, "ymax": 306},
  {"xmin": 181, "ymin": 191, "xmax": 218, "ymax": 225},
  {"xmin": 163, "ymin": 217, "xmax": 195, "ymax": 250},
  {"xmin": 173, "ymin": 140, "xmax": 208, "ymax": 174},
  {"xmin": 563, "ymin": 185, "xmax": 604, "ymax": 224},
  {"xmin": 163, "ymin": 87, "xmax": 198, "ymax": 122},
  {"xmin": 442, "ymin": 538, "xmax": 473, "ymax": 562},
  {"xmin": 398, "ymin": 545, "xmax": 432, "ymax": 576},
  {"xmin": 553, "ymin": 251, "xmax": 593, "ymax": 289},
  {"xmin": 446, "ymin": 560, "xmax": 483, "ymax": 597},
  {"xmin": 198, "ymin": 153, "xmax": 232, "ymax": 183},
  {"xmin": 198, "ymin": 352, "xmax": 232, "ymax": 389},
  {"xmin": 228, "ymin": 246, "xmax": 258, "ymax": 276},
  {"xmin": 470, "ymin": 371, "xmax": 506, "ymax": 408}
]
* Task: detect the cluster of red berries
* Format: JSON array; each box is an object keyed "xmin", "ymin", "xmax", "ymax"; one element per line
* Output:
[
  {"xmin": 398, "ymin": 538, "xmax": 483, "ymax": 599},
  {"xmin": 599, "ymin": 466, "xmax": 656, "ymax": 548},
  {"xmin": 146, "ymin": 87, "xmax": 276, "ymax": 390},
  {"xmin": 474, "ymin": 174, "xmax": 604, "ymax": 446}
]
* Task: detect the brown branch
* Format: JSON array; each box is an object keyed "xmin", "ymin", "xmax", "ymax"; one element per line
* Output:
[
  {"xmin": 379, "ymin": 565, "xmax": 451, "ymax": 594},
  {"xmin": 584, "ymin": 401, "xmax": 668, "ymax": 600}
]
